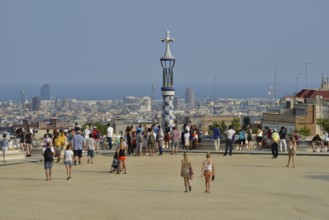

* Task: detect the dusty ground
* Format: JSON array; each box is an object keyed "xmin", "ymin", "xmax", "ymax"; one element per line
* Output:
[{"xmin": 0, "ymin": 153, "xmax": 328, "ymax": 220}]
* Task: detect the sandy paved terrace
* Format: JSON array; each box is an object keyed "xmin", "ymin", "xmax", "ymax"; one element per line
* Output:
[{"xmin": 0, "ymin": 153, "xmax": 328, "ymax": 220}]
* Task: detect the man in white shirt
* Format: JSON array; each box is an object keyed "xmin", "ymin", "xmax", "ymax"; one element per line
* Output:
[
  {"xmin": 224, "ymin": 125, "xmax": 236, "ymax": 156},
  {"xmin": 107, "ymin": 123, "xmax": 114, "ymax": 150}
]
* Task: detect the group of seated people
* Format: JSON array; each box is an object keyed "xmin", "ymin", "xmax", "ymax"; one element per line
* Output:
[{"xmin": 311, "ymin": 132, "xmax": 329, "ymax": 152}]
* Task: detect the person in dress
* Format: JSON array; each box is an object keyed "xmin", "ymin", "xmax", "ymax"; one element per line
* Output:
[
  {"xmin": 201, "ymin": 152, "xmax": 215, "ymax": 193},
  {"xmin": 180, "ymin": 152, "xmax": 192, "ymax": 192},
  {"xmin": 64, "ymin": 143, "xmax": 74, "ymax": 180},
  {"xmin": 286, "ymin": 137, "xmax": 297, "ymax": 168}
]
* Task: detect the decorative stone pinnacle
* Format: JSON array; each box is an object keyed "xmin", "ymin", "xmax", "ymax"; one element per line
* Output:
[{"xmin": 161, "ymin": 30, "xmax": 175, "ymax": 60}]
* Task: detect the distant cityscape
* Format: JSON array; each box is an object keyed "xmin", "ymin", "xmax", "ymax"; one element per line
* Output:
[{"xmin": 0, "ymin": 77, "xmax": 328, "ymax": 138}]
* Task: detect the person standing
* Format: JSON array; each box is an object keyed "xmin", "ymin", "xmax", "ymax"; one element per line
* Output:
[
  {"xmin": 107, "ymin": 123, "xmax": 114, "ymax": 150},
  {"xmin": 0, "ymin": 134, "xmax": 9, "ymax": 162},
  {"xmin": 223, "ymin": 125, "xmax": 235, "ymax": 156},
  {"xmin": 247, "ymin": 128, "xmax": 253, "ymax": 151},
  {"xmin": 238, "ymin": 129, "xmax": 246, "ymax": 151},
  {"xmin": 86, "ymin": 134, "xmax": 97, "ymax": 164},
  {"xmin": 201, "ymin": 152, "xmax": 215, "ymax": 193},
  {"xmin": 71, "ymin": 129, "xmax": 85, "ymax": 165},
  {"xmin": 184, "ymin": 130, "xmax": 190, "ymax": 151},
  {"xmin": 63, "ymin": 143, "xmax": 74, "ymax": 180},
  {"xmin": 171, "ymin": 126, "xmax": 180, "ymax": 155},
  {"xmin": 91, "ymin": 126, "xmax": 100, "ymax": 154},
  {"xmin": 25, "ymin": 129, "xmax": 33, "ymax": 157},
  {"xmin": 16, "ymin": 128, "xmax": 25, "ymax": 152},
  {"xmin": 157, "ymin": 127, "xmax": 164, "ymax": 156},
  {"xmin": 181, "ymin": 152, "xmax": 192, "ymax": 192},
  {"xmin": 271, "ymin": 129, "xmax": 280, "ymax": 159},
  {"xmin": 42, "ymin": 142, "xmax": 54, "ymax": 181},
  {"xmin": 279, "ymin": 127, "xmax": 287, "ymax": 152},
  {"xmin": 147, "ymin": 128, "xmax": 156, "ymax": 156},
  {"xmin": 213, "ymin": 125, "xmax": 220, "ymax": 151},
  {"xmin": 83, "ymin": 125, "xmax": 91, "ymax": 140},
  {"xmin": 256, "ymin": 127, "xmax": 263, "ymax": 150},
  {"xmin": 136, "ymin": 130, "xmax": 143, "ymax": 156}
]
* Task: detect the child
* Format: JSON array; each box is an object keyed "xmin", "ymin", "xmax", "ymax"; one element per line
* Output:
[
  {"xmin": 43, "ymin": 142, "xmax": 54, "ymax": 181},
  {"xmin": 64, "ymin": 143, "xmax": 74, "ymax": 180},
  {"xmin": 110, "ymin": 146, "xmax": 120, "ymax": 173},
  {"xmin": 86, "ymin": 134, "xmax": 96, "ymax": 164}
]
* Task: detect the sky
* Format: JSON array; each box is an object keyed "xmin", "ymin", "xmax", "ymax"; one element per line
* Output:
[{"xmin": 0, "ymin": 0, "xmax": 329, "ymax": 100}]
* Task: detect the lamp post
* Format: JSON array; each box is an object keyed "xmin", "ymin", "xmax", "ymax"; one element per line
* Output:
[
  {"xmin": 296, "ymin": 73, "xmax": 302, "ymax": 94},
  {"xmin": 305, "ymin": 62, "xmax": 312, "ymax": 89}
]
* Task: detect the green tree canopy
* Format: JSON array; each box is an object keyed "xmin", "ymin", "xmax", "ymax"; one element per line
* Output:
[
  {"xmin": 317, "ymin": 118, "xmax": 329, "ymax": 133},
  {"xmin": 231, "ymin": 117, "xmax": 241, "ymax": 132}
]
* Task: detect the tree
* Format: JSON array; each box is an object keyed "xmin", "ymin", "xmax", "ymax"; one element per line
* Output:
[
  {"xmin": 242, "ymin": 116, "xmax": 251, "ymax": 130},
  {"xmin": 317, "ymin": 118, "xmax": 329, "ymax": 133},
  {"xmin": 298, "ymin": 125, "xmax": 311, "ymax": 137},
  {"xmin": 231, "ymin": 117, "xmax": 240, "ymax": 132},
  {"xmin": 220, "ymin": 120, "xmax": 227, "ymax": 132}
]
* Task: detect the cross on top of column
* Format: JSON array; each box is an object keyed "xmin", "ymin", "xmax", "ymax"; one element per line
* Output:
[{"xmin": 161, "ymin": 30, "xmax": 175, "ymax": 60}]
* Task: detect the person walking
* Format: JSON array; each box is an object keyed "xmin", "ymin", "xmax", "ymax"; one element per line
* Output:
[
  {"xmin": 223, "ymin": 125, "xmax": 235, "ymax": 156},
  {"xmin": 42, "ymin": 142, "xmax": 54, "ymax": 181},
  {"xmin": 86, "ymin": 134, "xmax": 97, "ymax": 164},
  {"xmin": 279, "ymin": 126, "xmax": 287, "ymax": 152},
  {"xmin": 201, "ymin": 152, "xmax": 215, "ymax": 193},
  {"xmin": 271, "ymin": 129, "xmax": 280, "ymax": 159},
  {"xmin": 0, "ymin": 134, "xmax": 9, "ymax": 162},
  {"xmin": 286, "ymin": 137, "xmax": 297, "ymax": 168},
  {"xmin": 117, "ymin": 137, "xmax": 127, "ymax": 174},
  {"xmin": 71, "ymin": 129, "xmax": 85, "ymax": 165},
  {"xmin": 213, "ymin": 125, "xmax": 220, "ymax": 151},
  {"xmin": 180, "ymin": 152, "xmax": 192, "ymax": 192},
  {"xmin": 63, "ymin": 143, "xmax": 74, "ymax": 180}
]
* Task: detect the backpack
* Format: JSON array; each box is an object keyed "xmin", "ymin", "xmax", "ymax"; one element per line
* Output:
[
  {"xmin": 138, "ymin": 134, "xmax": 143, "ymax": 143},
  {"xmin": 148, "ymin": 133, "xmax": 155, "ymax": 145},
  {"xmin": 94, "ymin": 131, "xmax": 100, "ymax": 139},
  {"xmin": 43, "ymin": 148, "xmax": 53, "ymax": 162}
]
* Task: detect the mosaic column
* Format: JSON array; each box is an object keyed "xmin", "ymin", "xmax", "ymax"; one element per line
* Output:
[{"xmin": 160, "ymin": 30, "xmax": 176, "ymax": 130}]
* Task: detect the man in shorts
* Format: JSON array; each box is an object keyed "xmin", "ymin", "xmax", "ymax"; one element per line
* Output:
[{"xmin": 71, "ymin": 129, "xmax": 86, "ymax": 165}]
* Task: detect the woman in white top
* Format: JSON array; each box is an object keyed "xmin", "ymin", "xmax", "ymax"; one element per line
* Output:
[
  {"xmin": 201, "ymin": 152, "xmax": 215, "ymax": 193},
  {"xmin": 64, "ymin": 143, "xmax": 74, "ymax": 180}
]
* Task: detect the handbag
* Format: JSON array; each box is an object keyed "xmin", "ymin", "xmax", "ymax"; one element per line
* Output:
[{"xmin": 189, "ymin": 167, "xmax": 194, "ymax": 180}]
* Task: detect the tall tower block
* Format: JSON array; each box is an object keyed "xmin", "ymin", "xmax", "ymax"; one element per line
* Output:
[{"xmin": 160, "ymin": 30, "xmax": 176, "ymax": 130}]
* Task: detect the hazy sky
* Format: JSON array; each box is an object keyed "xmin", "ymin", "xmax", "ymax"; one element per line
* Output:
[{"xmin": 1, "ymin": 0, "xmax": 328, "ymax": 88}]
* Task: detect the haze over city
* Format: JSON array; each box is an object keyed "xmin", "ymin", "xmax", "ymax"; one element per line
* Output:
[{"xmin": 1, "ymin": 0, "xmax": 328, "ymax": 101}]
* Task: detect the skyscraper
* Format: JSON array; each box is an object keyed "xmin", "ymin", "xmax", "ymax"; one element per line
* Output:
[
  {"xmin": 40, "ymin": 83, "xmax": 50, "ymax": 100},
  {"xmin": 160, "ymin": 30, "xmax": 176, "ymax": 130},
  {"xmin": 185, "ymin": 88, "xmax": 195, "ymax": 107},
  {"xmin": 20, "ymin": 91, "xmax": 26, "ymax": 110},
  {"xmin": 32, "ymin": 96, "xmax": 41, "ymax": 111}
]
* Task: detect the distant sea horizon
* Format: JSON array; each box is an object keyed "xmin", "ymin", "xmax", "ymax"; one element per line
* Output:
[{"xmin": 0, "ymin": 81, "xmax": 319, "ymax": 103}]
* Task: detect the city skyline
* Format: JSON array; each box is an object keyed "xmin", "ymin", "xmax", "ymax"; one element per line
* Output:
[{"xmin": 0, "ymin": 0, "xmax": 328, "ymax": 88}]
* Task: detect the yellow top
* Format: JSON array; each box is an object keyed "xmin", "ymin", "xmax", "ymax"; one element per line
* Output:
[{"xmin": 54, "ymin": 134, "xmax": 66, "ymax": 147}]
